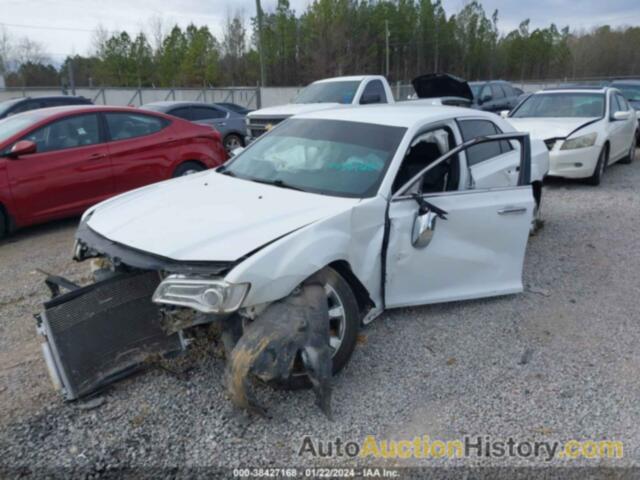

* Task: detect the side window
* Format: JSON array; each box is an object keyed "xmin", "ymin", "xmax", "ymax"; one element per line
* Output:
[
  {"xmin": 360, "ymin": 80, "xmax": 387, "ymax": 104},
  {"xmin": 479, "ymin": 84, "xmax": 491, "ymax": 100},
  {"xmin": 392, "ymin": 127, "xmax": 460, "ymax": 194},
  {"xmin": 610, "ymin": 94, "xmax": 622, "ymax": 114},
  {"xmin": 105, "ymin": 113, "xmax": 169, "ymax": 141},
  {"xmin": 616, "ymin": 94, "xmax": 629, "ymax": 111},
  {"xmin": 458, "ymin": 119, "xmax": 511, "ymax": 166},
  {"xmin": 501, "ymin": 84, "xmax": 515, "ymax": 97},
  {"xmin": 169, "ymin": 107, "xmax": 193, "ymax": 120},
  {"xmin": 491, "ymin": 84, "xmax": 505, "ymax": 100},
  {"xmin": 191, "ymin": 106, "xmax": 226, "ymax": 120},
  {"xmin": 21, "ymin": 114, "xmax": 101, "ymax": 153}
]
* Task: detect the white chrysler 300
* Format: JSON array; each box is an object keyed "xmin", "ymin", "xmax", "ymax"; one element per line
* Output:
[
  {"xmin": 507, "ymin": 87, "xmax": 637, "ymax": 185},
  {"xmin": 39, "ymin": 105, "xmax": 549, "ymax": 414}
]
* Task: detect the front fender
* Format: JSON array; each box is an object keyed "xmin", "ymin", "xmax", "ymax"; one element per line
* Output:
[
  {"xmin": 225, "ymin": 214, "xmax": 352, "ymax": 307},
  {"xmin": 225, "ymin": 197, "xmax": 386, "ymax": 309}
]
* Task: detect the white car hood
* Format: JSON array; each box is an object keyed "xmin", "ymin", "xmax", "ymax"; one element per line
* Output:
[
  {"xmin": 249, "ymin": 103, "xmax": 343, "ymax": 119},
  {"xmin": 507, "ymin": 117, "xmax": 599, "ymax": 140},
  {"xmin": 86, "ymin": 172, "xmax": 359, "ymax": 262}
]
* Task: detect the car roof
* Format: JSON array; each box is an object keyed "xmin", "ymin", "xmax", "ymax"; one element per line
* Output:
[
  {"xmin": 294, "ymin": 104, "xmax": 497, "ymax": 128},
  {"xmin": 611, "ymin": 79, "xmax": 640, "ymax": 85},
  {"xmin": 542, "ymin": 86, "xmax": 608, "ymax": 93},
  {"xmin": 7, "ymin": 105, "xmax": 170, "ymax": 122},
  {"xmin": 313, "ymin": 75, "xmax": 381, "ymax": 83}
]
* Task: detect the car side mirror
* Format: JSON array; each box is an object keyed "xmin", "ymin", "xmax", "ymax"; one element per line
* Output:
[
  {"xmin": 500, "ymin": 110, "xmax": 510, "ymax": 119},
  {"xmin": 7, "ymin": 140, "xmax": 37, "ymax": 158},
  {"xmin": 229, "ymin": 146, "xmax": 245, "ymax": 157},
  {"xmin": 412, "ymin": 210, "xmax": 438, "ymax": 248},
  {"xmin": 360, "ymin": 93, "xmax": 381, "ymax": 105},
  {"xmin": 612, "ymin": 111, "xmax": 631, "ymax": 121}
]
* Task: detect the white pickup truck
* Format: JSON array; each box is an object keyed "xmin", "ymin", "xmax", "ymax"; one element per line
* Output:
[{"xmin": 246, "ymin": 75, "xmax": 395, "ymax": 142}]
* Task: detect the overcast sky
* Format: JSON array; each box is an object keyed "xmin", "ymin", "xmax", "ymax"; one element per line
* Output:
[{"xmin": 1, "ymin": 0, "xmax": 639, "ymax": 62}]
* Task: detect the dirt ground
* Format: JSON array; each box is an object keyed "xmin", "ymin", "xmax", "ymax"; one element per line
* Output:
[{"xmin": 1, "ymin": 152, "xmax": 640, "ymax": 473}]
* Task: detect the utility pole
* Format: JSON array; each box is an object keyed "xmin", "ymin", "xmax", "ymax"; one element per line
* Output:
[
  {"xmin": 68, "ymin": 57, "xmax": 76, "ymax": 96},
  {"xmin": 256, "ymin": 0, "xmax": 267, "ymax": 87},
  {"xmin": 385, "ymin": 20, "xmax": 390, "ymax": 78}
]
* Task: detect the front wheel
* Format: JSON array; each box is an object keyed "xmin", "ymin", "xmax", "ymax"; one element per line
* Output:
[
  {"xmin": 173, "ymin": 161, "xmax": 206, "ymax": 178},
  {"xmin": 223, "ymin": 134, "xmax": 244, "ymax": 152},
  {"xmin": 586, "ymin": 146, "xmax": 607, "ymax": 186},
  {"xmin": 279, "ymin": 267, "xmax": 360, "ymax": 390}
]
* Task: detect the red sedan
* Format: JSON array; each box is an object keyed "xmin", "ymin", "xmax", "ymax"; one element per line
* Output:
[{"xmin": 0, "ymin": 105, "xmax": 227, "ymax": 236}]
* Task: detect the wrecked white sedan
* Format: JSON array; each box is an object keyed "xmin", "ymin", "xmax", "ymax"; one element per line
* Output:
[{"xmin": 37, "ymin": 105, "xmax": 549, "ymax": 417}]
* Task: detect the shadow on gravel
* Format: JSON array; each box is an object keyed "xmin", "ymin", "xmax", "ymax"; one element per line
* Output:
[{"xmin": 0, "ymin": 217, "xmax": 79, "ymax": 246}]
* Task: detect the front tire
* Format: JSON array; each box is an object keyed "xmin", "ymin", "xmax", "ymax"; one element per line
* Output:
[
  {"xmin": 586, "ymin": 146, "xmax": 607, "ymax": 186},
  {"xmin": 173, "ymin": 161, "xmax": 206, "ymax": 178},
  {"xmin": 280, "ymin": 267, "xmax": 360, "ymax": 390},
  {"xmin": 223, "ymin": 133, "xmax": 244, "ymax": 152}
]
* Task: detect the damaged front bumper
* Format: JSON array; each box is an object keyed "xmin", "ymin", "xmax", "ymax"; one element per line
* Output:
[
  {"xmin": 36, "ymin": 271, "xmax": 186, "ymax": 400},
  {"xmin": 37, "ymin": 222, "xmax": 336, "ymax": 417}
]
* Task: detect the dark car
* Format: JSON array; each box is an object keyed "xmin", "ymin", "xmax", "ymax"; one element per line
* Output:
[
  {"xmin": 0, "ymin": 105, "xmax": 227, "ymax": 237},
  {"xmin": 611, "ymin": 80, "xmax": 640, "ymax": 139},
  {"xmin": 0, "ymin": 96, "xmax": 92, "ymax": 120},
  {"xmin": 469, "ymin": 81, "xmax": 521, "ymax": 112},
  {"xmin": 215, "ymin": 102, "xmax": 252, "ymax": 115},
  {"xmin": 141, "ymin": 101, "xmax": 247, "ymax": 152}
]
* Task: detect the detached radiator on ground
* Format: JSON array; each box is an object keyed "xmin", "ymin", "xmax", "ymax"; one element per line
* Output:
[{"xmin": 36, "ymin": 271, "xmax": 185, "ymax": 400}]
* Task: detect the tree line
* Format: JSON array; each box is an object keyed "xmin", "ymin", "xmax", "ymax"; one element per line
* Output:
[{"xmin": 1, "ymin": 0, "xmax": 639, "ymax": 89}]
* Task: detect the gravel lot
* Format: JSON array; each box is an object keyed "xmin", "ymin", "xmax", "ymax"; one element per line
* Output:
[{"xmin": 1, "ymin": 152, "xmax": 639, "ymax": 476}]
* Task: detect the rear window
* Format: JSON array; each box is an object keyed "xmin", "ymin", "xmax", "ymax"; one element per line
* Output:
[
  {"xmin": 105, "ymin": 113, "xmax": 169, "ymax": 141},
  {"xmin": 458, "ymin": 119, "xmax": 512, "ymax": 166}
]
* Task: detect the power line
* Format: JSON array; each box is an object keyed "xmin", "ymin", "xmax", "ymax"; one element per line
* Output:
[{"xmin": 0, "ymin": 22, "xmax": 97, "ymax": 33}]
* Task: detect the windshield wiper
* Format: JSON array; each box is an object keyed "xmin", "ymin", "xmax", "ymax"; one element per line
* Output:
[
  {"xmin": 249, "ymin": 177, "xmax": 305, "ymax": 192},
  {"xmin": 217, "ymin": 166, "xmax": 237, "ymax": 177}
]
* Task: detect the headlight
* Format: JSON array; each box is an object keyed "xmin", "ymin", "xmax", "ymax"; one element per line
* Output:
[
  {"xmin": 561, "ymin": 132, "xmax": 597, "ymax": 150},
  {"xmin": 152, "ymin": 275, "xmax": 249, "ymax": 314}
]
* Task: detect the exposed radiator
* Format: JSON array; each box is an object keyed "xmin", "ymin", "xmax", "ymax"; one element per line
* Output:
[{"xmin": 37, "ymin": 271, "xmax": 185, "ymax": 400}]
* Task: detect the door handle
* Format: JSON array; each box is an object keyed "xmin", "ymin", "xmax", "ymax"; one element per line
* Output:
[
  {"xmin": 498, "ymin": 206, "xmax": 527, "ymax": 215},
  {"xmin": 88, "ymin": 153, "xmax": 106, "ymax": 160}
]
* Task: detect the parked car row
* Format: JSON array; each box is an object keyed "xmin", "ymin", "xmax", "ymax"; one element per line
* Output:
[
  {"xmin": 0, "ymin": 105, "xmax": 227, "ymax": 237},
  {"xmin": 507, "ymin": 86, "xmax": 637, "ymax": 185},
  {"xmin": 4, "ymin": 73, "xmax": 633, "ymax": 416}
]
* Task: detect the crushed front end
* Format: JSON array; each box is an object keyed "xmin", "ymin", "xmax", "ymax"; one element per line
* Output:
[{"xmin": 36, "ymin": 220, "xmax": 335, "ymax": 417}]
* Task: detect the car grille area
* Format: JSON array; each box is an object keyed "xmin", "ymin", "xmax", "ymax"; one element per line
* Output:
[
  {"xmin": 247, "ymin": 117, "xmax": 286, "ymax": 138},
  {"xmin": 37, "ymin": 271, "xmax": 184, "ymax": 400}
]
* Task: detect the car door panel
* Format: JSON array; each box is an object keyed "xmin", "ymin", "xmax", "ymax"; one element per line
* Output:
[
  {"xmin": 471, "ymin": 149, "xmax": 521, "ymax": 188},
  {"xmin": 385, "ymin": 186, "xmax": 533, "ymax": 308},
  {"xmin": 104, "ymin": 112, "xmax": 177, "ymax": 193},
  {"xmin": 7, "ymin": 113, "xmax": 113, "ymax": 223}
]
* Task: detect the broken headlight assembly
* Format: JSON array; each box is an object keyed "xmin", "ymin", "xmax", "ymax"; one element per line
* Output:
[
  {"xmin": 560, "ymin": 132, "xmax": 597, "ymax": 150},
  {"xmin": 152, "ymin": 275, "xmax": 249, "ymax": 314}
]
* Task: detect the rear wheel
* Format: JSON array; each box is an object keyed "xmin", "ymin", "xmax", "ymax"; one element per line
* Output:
[
  {"xmin": 620, "ymin": 135, "xmax": 636, "ymax": 164},
  {"xmin": 586, "ymin": 146, "xmax": 607, "ymax": 186},
  {"xmin": 279, "ymin": 267, "xmax": 360, "ymax": 390},
  {"xmin": 173, "ymin": 161, "xmax": 205, "ymax": 178},
  {"xmin": 223, "ymin": 134, "xmax": 244, "ymax": 152}
]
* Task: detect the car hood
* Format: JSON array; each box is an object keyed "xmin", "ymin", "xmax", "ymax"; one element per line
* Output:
[
  {"xmin": 248, "ymin": 103, "xmax": 343, "ymax": 119},
  {"xmin": 85, "ymin": 172, "xmax": 359, "ymax": 262},
  {"xmin": 507, "ymin": 117, "xmax": 600, "ymax": 140},
  {"xmin": 411, "ymin": 73, "xmax": 473, "ymax": 101}
]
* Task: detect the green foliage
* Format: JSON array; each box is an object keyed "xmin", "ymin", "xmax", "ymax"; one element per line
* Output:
[{"xmin": 7, "ymin": 1, "xmax": 640, "ymax": 88}]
